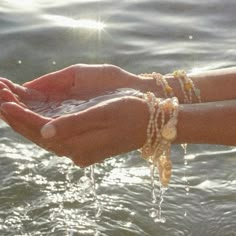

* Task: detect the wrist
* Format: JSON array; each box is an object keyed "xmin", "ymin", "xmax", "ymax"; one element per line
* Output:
[{"xmin": 130, "ymin": 74, "xmax": 166, "ymax": 97}]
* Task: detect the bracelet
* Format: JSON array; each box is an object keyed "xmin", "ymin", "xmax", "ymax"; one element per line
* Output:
[
  {"xmin": 154, "ymin": 72, "xmax": 174, "ymax": 98},
  {"xmin": 139, "ymin": 70, "xmax": 201, "ymax": 103},
  {"xmin": 173, "ymin": 70, "xmax": 201, "ymax": 103},
  {"xmin": 139, "ymin": 72, "xmax": 174, "ymax": 98},
  {"xmin": 140, "ymin": 92, "xmax": 180, "ymax": 187}
]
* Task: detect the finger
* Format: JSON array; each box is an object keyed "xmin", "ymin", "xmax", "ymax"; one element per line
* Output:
[
  {"xmin": 0, "ymin": 79, "xmax": 28, "ymax": 99},
  {"xmin": 0, "ymin": 81, "xmax": 11, "ymax": 91},
  {"xmin": 0, "ymin": 88, "xmax": 26, "ymax": 107},
  {"xmin": 0, "ymin": 78, "xmax": 16, "ymax": 91},
  {"xmin": 0, "ymin": 78, "xmax": 45, "ymax": 102},
  {"xmin": 0, "ymin": 78, "xmax": 31, "ymax": 100},
  {"xmin": 40, "ymin": 105, "xmax": 109, "ymax": 140},
  {"xmin": 0, "ymin": 102, "xmax": 51, "ymax": 141}
]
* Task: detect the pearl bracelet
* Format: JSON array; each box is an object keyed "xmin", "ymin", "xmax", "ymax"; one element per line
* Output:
[
  {"xmin": 173, "ymin": 70, "xmax": 201, "ymax": 103},
  {"xmin": 139, "ymin": 72, "xmax": 174, "ymax": 98},
  {"xmin": 140, "ymin": 92, "xmax": 180, "ymax": 187},
  {"xmin": 139, "ymin": 70, "xmax": 201, "ymax": 103}
]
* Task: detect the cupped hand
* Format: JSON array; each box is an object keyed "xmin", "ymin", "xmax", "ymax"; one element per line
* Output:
[
  {"xmin": 0, "ymin": 96, "xmax": 149, "ymax": 166},
  {"xmin": 0, "ymin": 64, "xmax": 141, "ymax": 110}
]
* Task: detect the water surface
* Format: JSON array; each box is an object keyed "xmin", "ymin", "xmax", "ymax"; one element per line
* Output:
[{"xmin": 0, "ymin": 0, "xmax": 236, "ymax": 235}]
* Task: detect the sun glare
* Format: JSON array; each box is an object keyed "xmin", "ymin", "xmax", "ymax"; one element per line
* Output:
[
  {"xmin": 5, "ymin": 0, "xmax": 35, "ymax": 10},
  {"xmin": 42, "ymin": 14, "xmax": 106, "ymax": 30}
]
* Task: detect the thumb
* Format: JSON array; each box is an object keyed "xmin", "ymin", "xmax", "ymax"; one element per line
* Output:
[
  {"xmin": 40, "ymin": 113, "xmax": 81, "ymax": 139},
  {"xmin": 40, "ymin": 107, "xmax": 106, "ymax": 140}
]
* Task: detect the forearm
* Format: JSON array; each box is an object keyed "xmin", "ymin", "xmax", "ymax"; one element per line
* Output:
[
  {"xmin": 133, "ymin": 67, "xmax": 236, "ymax": 103},
  {"xmin": 176, "ymin": 100, "xmax": 236, "ymax": 146}
]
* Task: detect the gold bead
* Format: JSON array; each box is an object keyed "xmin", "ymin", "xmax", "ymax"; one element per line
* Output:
[
  {"xmin": 184, "ymin": 82, "xmax": 192, "ymax": 90},
  {"xmin": 165, "ymin": 85, "xmax": 173, "ymax": 94}
]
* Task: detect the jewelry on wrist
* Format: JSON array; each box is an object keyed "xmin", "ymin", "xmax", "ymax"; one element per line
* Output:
[
  {"xmin": 140, "ymin": 92, "xmax": 180, "ymax": 187},
  {"xmin": 139, "ymin": 70, "xmax": 201, "ymax": 103},
  {"xmin": 139, "ymin": 72, "xmax": 174, "ymax": 98},
  {"xmin": 173, "ymin": 70, "xmax": 201, "ymax": 103}
]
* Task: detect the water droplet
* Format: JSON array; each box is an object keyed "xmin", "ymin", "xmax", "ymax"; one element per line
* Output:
[
  {"xmin": 18, "ymin": 60, "xmax": 22, "ymax": 64},
  {"xmin": 130, "ymin": 211, "xmax": 136, "ymax": 216},
  {"xmin": 182, "ymin": 176, "xmax": 188, "ymax": 182},
  {"xmin": 154, "ymin": 216, "xmax": 166, "ymax": 223},
  {"xmin": 95, "ymin": 205, "xmax": 103, "ymax": 218},
  {"xmin": 149, "ymin": 208, "xmax": 158, "ymax": 218},
  {"xmin": 181, "ymin": 143, "xmax": 188, "ymax": 154},
  {"xmin": 79, "ymin": 175, "xmax": 92, "ymax": 189}
]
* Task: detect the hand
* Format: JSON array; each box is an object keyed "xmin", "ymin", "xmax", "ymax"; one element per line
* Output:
[
  {"xmin": 0, "ymin": 64, "xmax": 141, "ymax": 110},
  {"xmin": 0, "ymin": 96, "xmax": 149, "ymax": 166}
]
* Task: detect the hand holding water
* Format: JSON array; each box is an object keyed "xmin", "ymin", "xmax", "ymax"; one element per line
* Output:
[
  {"xmin": 1, "ymin": 65, "xmax": 236, "ymax": 168},
  {"xmin": 0, "ymin": 64, "xmax": 142, "ymax": 107},
  {"xmin": 0, "ymin": 64, "xmax": 151, "ymax": 166},
  {"xmin": 0, "ymin": 92, "xmax": 149, "ymax": 166}
]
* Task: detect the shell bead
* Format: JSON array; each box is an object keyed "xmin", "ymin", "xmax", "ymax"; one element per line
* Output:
[
  {"xmin": 140, "ymin": 90, "xmax": 179, "ymax": 187},
  {"xmin": 161, "ymin": 125, "xmax": 177, "ymax": 141}
]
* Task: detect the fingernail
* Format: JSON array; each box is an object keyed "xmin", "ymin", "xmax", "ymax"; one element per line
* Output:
[{"xmin": 41, "ymin": 123, "xmax": 56, "ymax": 139}]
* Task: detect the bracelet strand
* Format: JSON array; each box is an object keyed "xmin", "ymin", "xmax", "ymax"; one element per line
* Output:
[
  {"xmin": 139, "ymin": 70, "xmax": 201, "ymax": 103},
  {"xmin": 173, "ymin": 70, "xmax": 201, "ymax": 103},
  {"xmin": 140, "ymin": 92, "xmax": 180, "ymax": 187}
]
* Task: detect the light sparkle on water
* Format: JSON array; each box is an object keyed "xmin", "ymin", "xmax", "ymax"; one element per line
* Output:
[{"xmin": 42, "ymin": 14, "xmax": 106, "ymax": 31}]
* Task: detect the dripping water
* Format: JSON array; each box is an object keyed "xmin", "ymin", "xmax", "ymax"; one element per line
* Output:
[
  {"xmin": 181, "ymin": 143, "xmax": 189, "ymax": 195},
  {"xmin": 181, "ymin": 143, "xmax": 189, "ymax": 217},
  {"xmin": 149, "ymin": 164, "xmax": 167, "ymax": 223},
  {"xmin": 32, "ymin": 88, "xmax": 141, "ymax": 220},
  {"xmin": 90, "ymin": 165, "xmax": 103, "ymax": 218}
]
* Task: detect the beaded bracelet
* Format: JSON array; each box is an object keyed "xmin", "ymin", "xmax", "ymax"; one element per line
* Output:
[
  {"xmin": 139, "ymin": 70, "xmax": 201, "ymax": 103},
  {"xmin": 154, "ymin": 72, "xmax": 174, "ymax": 98},
  {"xmin": 140, "ymin": 92, "xmax": 180, "ymax": 187},
  {"xmin": 139, "ymin": 72, "xmax": 174, "ymax": 98},
  {"xmin": 173, "ymin": 70, "xmax": 201, "ymax": 103}
]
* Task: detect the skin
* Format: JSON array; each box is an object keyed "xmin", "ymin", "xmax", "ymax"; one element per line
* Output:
[{"xmin": 0, "ymin": 64, "xmax": 236, "ymax": 167}]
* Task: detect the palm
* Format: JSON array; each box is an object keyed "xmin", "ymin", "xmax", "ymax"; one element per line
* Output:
[
  {"xmin": 0, "ymin": 64, "xmax": 148, "ymax": 166},
  {"xmin": 0, "ymin": 64, "xmax": 137, "ymax": 113},
  {"xmin": 0, "ymin": 95, "xmax": 148, "ymax": 166}
]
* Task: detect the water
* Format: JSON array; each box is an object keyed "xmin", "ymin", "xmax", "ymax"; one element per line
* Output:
[
  {"xmin": 148, "ymin": 162, "xmax": 167, "ymax": 224},
  {"xmin": 29, "ymin": 88, "xmax": 142, "ymax": 118},
  {"xmin": 1, "ymin": 0, "xmax": 236, "ymax": 235}
]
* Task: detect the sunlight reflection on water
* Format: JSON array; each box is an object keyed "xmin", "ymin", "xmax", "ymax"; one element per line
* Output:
[{"xmin": 42, "ymin": 14, "xmax": 106, "ymax": 30}]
